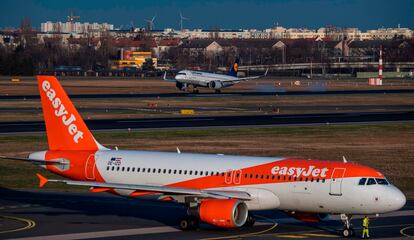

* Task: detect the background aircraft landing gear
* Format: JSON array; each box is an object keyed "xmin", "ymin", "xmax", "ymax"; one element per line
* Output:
[
  {"xmin": 215, "ymin": 89, "xmax": 222, "ymax": 94},
  {"xmin": 340, "ymin": 214, "xmax": 354, "ymax": 237},
  {"xmin": 192, "ymin": 88, "xmax": 199, "ymax": 94},
  {"xmin": 179, "ymin": 216, "xmax": 199, "ymax": 231}
]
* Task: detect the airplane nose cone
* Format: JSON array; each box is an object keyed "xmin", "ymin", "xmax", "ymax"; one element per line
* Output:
[{"xmin": 389, "ymin": 187, "xmax": 406, "ymax": 211}]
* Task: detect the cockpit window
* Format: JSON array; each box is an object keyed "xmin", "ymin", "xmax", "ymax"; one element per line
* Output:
[
  {"xmin": 375, "ymin": 178, "xmax": 389, "ymax": 185},
  {"xmin": 367, "ymin": 178, "xmax": 377, "ymax": 185},
  {"xmin": 176, "ymin": 72, "xmax": 187, "ymax": 76},
  {"xmin": 358, "ymin": 178, "xmax": 367, "ymax": 185}
]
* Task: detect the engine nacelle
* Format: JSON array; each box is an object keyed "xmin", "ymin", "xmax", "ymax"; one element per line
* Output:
[
  {"xmin": 198, "ymin": 199, "xmax": 248, "ymax": 228},
  {"xmin": 286, "ymin": 211, "xmax": 329, "ymax": 223},
  {"xmin": 176, "ymin": 82, "xmax": 186, "ymax": 91},
  {"xmin": 208, "ymin": 81, "xmax": 223, "ymax": 89}
]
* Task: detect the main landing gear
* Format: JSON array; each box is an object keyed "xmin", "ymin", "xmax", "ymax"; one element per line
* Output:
[
  {"xmin": 340, "ymin": 214, "xmax": 355, "ymax": 238},
  {"xmin": 243, "ymin": 213, "xmax": 256, "ymax": 227},
  {"xmin": 215, "ymin": 89, "xmax": 222, "ymax": 94},
  {"xmin": 179, "ymin": 216, "xmax": 199, "ymax": 231}
]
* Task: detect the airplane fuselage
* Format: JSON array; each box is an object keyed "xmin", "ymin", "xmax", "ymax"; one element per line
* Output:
[
  {"xmin": 30, "ymin": 149, "xmax": 406, "ymax": 215},
  {"xmin": 175, "ymin": 70, "xmax": 238, "ymax": 89}
]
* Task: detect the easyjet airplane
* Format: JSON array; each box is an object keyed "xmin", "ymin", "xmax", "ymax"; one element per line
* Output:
[{"xmin": 1, "ymin": 76, "xmax": 406, "ymax": 237}]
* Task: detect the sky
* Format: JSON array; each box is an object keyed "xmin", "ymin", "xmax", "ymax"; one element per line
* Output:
[{"xmin": 0, "ymin": 0, "xmax": 413, "ymax": 30}]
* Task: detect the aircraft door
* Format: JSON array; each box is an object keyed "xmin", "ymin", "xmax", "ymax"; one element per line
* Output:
[
  {"xmin": 85, "ymin": 154, "xmax": 96, "ymax": 180},
  {"xmin": 329, "ymin": 168, "xmax": 346, "ymax": 196},
  {"xmin": 224, "ymin": 170, "xmax": 233, "ymax": 184}
]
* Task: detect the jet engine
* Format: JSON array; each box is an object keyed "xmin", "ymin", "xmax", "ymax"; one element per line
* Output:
[
  {"xmin": 286, "ymin": 211, "xmax": 329, "ymax": 223},
  {"xmin": 198, "ymin": 199, "xmax": 248, "ymax": 228},
  {"xmin": 208, "ymin": 81, "xmax": 223, "ymax": 89},
  {"xmin": 176, "ymin": 82, "xmax": 186, "ymax": 91}
]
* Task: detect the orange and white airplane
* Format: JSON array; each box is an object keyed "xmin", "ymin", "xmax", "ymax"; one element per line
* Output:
[{"xmin": 1, "ymin": 76, "xmax": 406, "ymax": 237}]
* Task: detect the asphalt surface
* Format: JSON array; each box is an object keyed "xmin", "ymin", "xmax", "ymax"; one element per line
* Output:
[
  {"xmin": 0, "ymin": 111, "xmax": 413, "ymax": 134},
  {"xmin": 0, "ymin": 188, "xmax": 413, "ymax": 239},
  {"xmin": 1, "ymin": 89, "xmax": 414, "ymax": 100}
]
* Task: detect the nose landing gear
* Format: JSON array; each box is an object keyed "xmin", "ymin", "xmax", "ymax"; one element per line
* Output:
[{"xmin": 340, "ymin": 214, "xmax": 355, "ymax": 237}]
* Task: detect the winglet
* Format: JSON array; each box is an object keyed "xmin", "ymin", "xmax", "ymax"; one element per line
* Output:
[{"xmin": 36, "ymin": 173, "xmax": 48, "ymax": 187}]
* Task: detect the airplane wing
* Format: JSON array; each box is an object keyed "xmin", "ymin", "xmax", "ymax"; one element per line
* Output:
[
  {"xmin": 36, "ymin": 174, "xmax": 251, "ymax": 200},
  {"xmin": 222, "ymin": 69, "xmax": 269, "ymax": 83},
  {"xmin": 163, "ymin": 71, "xmax": 177, "ymax": 83}
]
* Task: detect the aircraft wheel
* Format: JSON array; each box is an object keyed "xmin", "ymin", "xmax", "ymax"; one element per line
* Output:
[
  {"xmin": 179, "ymin": 216, "xmax": 198, "ymax": 231},
  {"xmin": 342, "ymin": 227, "xmax": 354, "ymax": 238},
  {"xmin": 215, "ymin": 89, "xmax": 221, "ymax": 94}
]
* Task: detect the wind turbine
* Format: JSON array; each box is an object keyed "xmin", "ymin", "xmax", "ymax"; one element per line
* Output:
[
  {"xmin": 179, "ymin": 11, "xmax": 189, "ymax": 30},
  {"xmin": 145, "ymin": 15, "xmax": 156, "ymax": 31}
]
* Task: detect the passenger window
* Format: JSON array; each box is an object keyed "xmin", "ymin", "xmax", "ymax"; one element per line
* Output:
[
  {"xmin": 163, "ymin": 169, "xmax": 166, "ymax": 174},
  {"xmin": 117, "ymin": 167, "xmax": 120, "ymax": 171},
  {"xmin": 367, "ymin": 178, "xmax": 376, "ymax": 185},
  {"xmin": 260, "ymin": 174, "xmax": 264, "ymax": 179},
  {"xmin": 277, "ymin": 176, "xmax": 280, "ymax": 180},
  {"xmin": 153, "ymin": 168, "xmax": 156, "ymax": 173},
  {"xmin": 250, "ymin": 174, "xmax": 253, "ymax": 178},
  {"xmin": 184, "ymin": 170, "xmax": 187, "ymax": 175},
  {"xmin": 288, "ymin": 176, "xmax": 291, "ymax": 181},
  {"xmin": 294, "ymin": 176, "xmax": 297, "ymax": 181},
  {"xmin": 255, "ymin": 174, "xmax": 259, "ymax": 179},
  {"xmin": 106, "ymin": 166, "xmax": 109, "ymax": 171},
  {"xmin": 137, "ymin": 168, "xmax": 140, "ymax": 172},
  {"xmin": 168, "ymin": 169, "xmax": 172, "ymax": 174},
  {"xmin": 179, "ymin": 170, "xmax": 182, "ymax": 174},
  {"xmin": 359, "ymin": 178, "xmax": 367, "ymax": 185},
  {"xmin": 272, "ymin": 176, "xmax": 275, "ymax": 180},
  {"xmin": 127, "ymin": 167, "xmax": 130, "ymax": 172},
  {"xmin": 174, "ymin": 170, "xmax": 177, "ymax": 174},
  {"xmin": 158, "ymin": 169, "xmax": 161, "ymax": 173},
  {"xmin": 132, "ymin": 167, "xmax": 135, "ymax": 172},
  {"xmin": 122, "ymin": 167, "xmax": 125, "ymax": 171},
  {"xmin": 266, "ymin": 175, "xmax": 269, "ymax": 179},
  {"xmin": 376, "ymin": 178, "xmax": 389, "ymax": 185},
  {"xmin": 111, "ymin": 166, "xmax": 115, "ymax": 171},
  {"xmin": 189, "ymin": 170, "xmax": 193, "ymax": 175},
  {"xmin": 244, "ymin": 173, "xmax": 248, "ymax": 178},
  {"xmin": 195, "ymin": 171, "xmax": 198, "ymax": 175},
  {"xmin": 322, "ymin": 179, "xmax": 325, "ymax": 183}
]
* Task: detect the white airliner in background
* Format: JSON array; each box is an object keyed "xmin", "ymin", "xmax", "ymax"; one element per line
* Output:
[
  {"xmin": 163, "ymin": 59, "xmax": 268, "ymax": 93},
  {"xmin": 0, "ymin": 76, "xmax": 406, "ymax": 237}
]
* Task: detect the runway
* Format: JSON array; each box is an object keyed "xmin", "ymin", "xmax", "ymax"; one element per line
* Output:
[
  {"xmin": 0, "ymin": 189, "xmax": 413, "ymax": 239},
  {"xmin": 1, "ymin": 89, "xmax": 414, "ymax": 100},
  {"xmin": 0, "ymin": 111, "xmax": 413, "ymax": 133}
]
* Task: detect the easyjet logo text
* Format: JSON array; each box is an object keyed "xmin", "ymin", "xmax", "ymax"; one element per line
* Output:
[
  {"xmin": 42, "ymin": 80, "xmax": 83, "ymax": 143},
  {"xmin": 271, "ymin": 165, "xmax": 329, "ymax": 178}
]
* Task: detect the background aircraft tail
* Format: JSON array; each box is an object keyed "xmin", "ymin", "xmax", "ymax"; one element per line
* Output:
[
  {"xmin": 228, "ymin": 58, "xmax": 239, "ymax": 77},
  {"xmin": 37, "ymin": 75, "xmax": 105, "ymax": 151}
]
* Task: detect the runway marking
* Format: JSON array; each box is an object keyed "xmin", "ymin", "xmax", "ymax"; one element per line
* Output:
[
  {"xmin": 9, "ymin": 226, "xmax": 180, "ymax": 240},
  {"xmin": 0, "ymin": 216, "xmax": 36, "ymax": 234},
  {"xmin": 400, "ymin": 225, "xmax": 414, "ymax": 238},
  {"xmin": 273, "ymin": 234, "xmax": 307, "ymax": 238},
  {"xmin": 199, "ymin": 215, "xmax": 278, "ymax": 240},
  {"xmin": 117, "ymin": 118, "xmax": 215, "ymax": 123}
]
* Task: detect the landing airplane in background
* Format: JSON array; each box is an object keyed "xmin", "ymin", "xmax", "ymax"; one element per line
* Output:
[
  {"xmin": 163, "ymin": 59, "xmax": 268, "ymax": 93},
  {"xmin": 1, "ymin": 76, "xmax": 406, "ymax": 237}
]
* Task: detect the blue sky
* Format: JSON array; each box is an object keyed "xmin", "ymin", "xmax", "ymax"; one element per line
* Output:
[{"xmin": 1, "ymin": 0, "xmax": 413, "ymax": 30}]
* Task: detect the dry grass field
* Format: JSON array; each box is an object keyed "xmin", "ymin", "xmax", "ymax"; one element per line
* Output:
[
  {"xmin": 0, "ymin": 124, "xmax": 413, "ymax": 197},
  {"xmin": 0, "ymin": 93, "xmax": 413, "ymax": 122},
  {"xmin": 1, "ymin": 77, "xmax": 414, "ymax": 96}
]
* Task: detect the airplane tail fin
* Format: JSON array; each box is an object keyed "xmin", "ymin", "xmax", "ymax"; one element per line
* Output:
[
  {"xmin": 228, "ymin": 58, "xmax": 239, "ymax": 77},
  {"xmin": 37, "ymin": 75, "xmax": 106, "ymax": 151}
]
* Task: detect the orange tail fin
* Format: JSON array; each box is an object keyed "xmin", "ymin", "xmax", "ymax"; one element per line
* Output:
[{"xmin": 37, "ymin": 75, "xmax": 104, "ymax": 151}]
